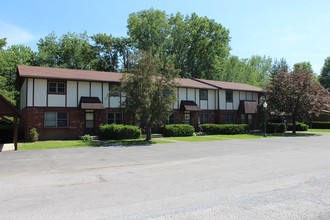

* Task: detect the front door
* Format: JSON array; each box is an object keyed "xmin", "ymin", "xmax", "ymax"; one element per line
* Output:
[{"xmin": 85, "ymin": 110, "xmax": 94, "ymax": 134}]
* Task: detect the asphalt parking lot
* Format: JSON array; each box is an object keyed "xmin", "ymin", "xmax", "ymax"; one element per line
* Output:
[{"xmin": 1, "ymin": 134, "xmax": 330, "ymax": 220}]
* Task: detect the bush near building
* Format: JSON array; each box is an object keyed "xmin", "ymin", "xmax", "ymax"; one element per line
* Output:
[
  {"xmin": 99, "ymin": 124, "xmax": 141, "ymax": 140},
  {"xmin": 163, "ymin": 124, "xmax": 195, "ymax": 137},
  {"xmin": 311, "ymin": 121, "xmax": 330, "ymax": 129},
  {"xmin": 200, "ymin": 124, "xmax": 248, "ymax": 135},
  {"xmin": 266, "ymin": 123, "xmax": 287, "ymax": 133},
  {"xmin": 287, "ymin": 122, "xmax": 309, "ymax": 131}
]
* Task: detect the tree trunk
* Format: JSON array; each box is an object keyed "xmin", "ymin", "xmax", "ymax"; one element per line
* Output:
[
  {"xmin": 145, "ymin": 126, "xmax": 152, "ymax": 141},
  {"xmin": 292, "ymin": 117, "xmax": 296, "ymax": 134}
]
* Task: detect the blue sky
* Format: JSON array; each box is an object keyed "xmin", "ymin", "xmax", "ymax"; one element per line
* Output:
[{"xmin": 1, "ymin": 0, "xmax": 329, "ymax": 73}]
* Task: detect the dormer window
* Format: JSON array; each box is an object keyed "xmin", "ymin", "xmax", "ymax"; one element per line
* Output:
[{"xmin": 48, "ymin": 81, "xmax": 66, "ymax": 94}]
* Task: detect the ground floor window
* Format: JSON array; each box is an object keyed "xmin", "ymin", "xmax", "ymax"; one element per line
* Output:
[
  {"xmin": 225, "ymin": 113, "xmax": 234, "ymax": 124},
  {"xmin": 166, "ymin": 114, "xmax": 175, "ymax": 124},
  {"xmin": 108, "ymin": 112, "xmax": 123, "ymax": 124},
  {"xmin": 198, "ymin": 113, "xmax": 209, "ymax": 124},
  {"xmin": 44, "ymin": 112, "xmax": 68, "ymax": 128},
  {"xmin": 240, "ymin": 114, "xmax": 246, "ymax": 124}
]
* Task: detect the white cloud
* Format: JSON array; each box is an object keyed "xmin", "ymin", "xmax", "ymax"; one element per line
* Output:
[{"xmin": 0, "ymin": 20, "xmax": 35, "ymax": 46}]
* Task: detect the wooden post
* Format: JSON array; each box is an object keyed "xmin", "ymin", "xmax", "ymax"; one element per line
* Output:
[{"xmin": 13, "ymin": 117, "xmax": 18, "ymax": 151}]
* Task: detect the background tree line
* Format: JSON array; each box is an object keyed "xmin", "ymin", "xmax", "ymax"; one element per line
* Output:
[{"xmin": 1, "ymin": 8, "xmax": 329, "ymax": 107}]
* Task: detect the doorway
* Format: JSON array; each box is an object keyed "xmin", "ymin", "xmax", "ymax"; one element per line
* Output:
[{"xmin": 85, "ymin": 110, "xmax": 94, "ymax": 134}]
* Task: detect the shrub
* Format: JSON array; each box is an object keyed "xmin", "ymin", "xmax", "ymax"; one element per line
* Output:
[
  {"xmin": 163, "ymin": 124, "xmax": 194, "ymax": 137},
  {"xmin": 311, "ymin": 121, "xmax": 330, "ymax": 129},
  {"xmin": 200, "ymin": 124, "xmax": 248, "ymax": 135},
  {"xmin": 81, "ymin": 134, "xmax": 94, "ymax": 142},
  {"xmin": 266, "ymin": 123, "xmax": 286, "ymax": 133},
  {"xmin": 99, "ymin": 124, "xmax": 141, "ymax": 140},
  {"xmin": 29, "ymin": 127, "xmax": 39, "ymax": 142},
  {"xmin": 287, "ymin": 122, "xmax": 309, "ymax": 131}
]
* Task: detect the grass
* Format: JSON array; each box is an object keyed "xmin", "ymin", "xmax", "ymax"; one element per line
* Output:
[
  {"xmin": 308, "ymin": 129, "xmax": 330, "ymax": 133},
  {"xmin": 19, "ymin": 140, "xmax": 93, "ymax": 150},
  {"xmin": 167, "ymin": 134, "xmax": 264, "ymax": 142}
]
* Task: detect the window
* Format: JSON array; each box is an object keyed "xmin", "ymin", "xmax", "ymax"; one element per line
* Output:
[
  {"xmin": 226, "ymin": 91, "xmax": 233, "ymax": 102},
  {"xmin": 200, "ymin": 89, "xmax": 208, "ymax": 100},
  {"xmin": 44, "ymin": 112, "xmax": 68, "ymax": 128},
  {"xmin": 166, "ymin": 114, "xmax": 175, "ymax": 124},
  {"xmin": 240, "ymin": 114, "xmax": 246, "ymax": 124},
  {"xmin": 108, "ymin": 112, "xmax": 123, "ymax": 124},
  {"xmin": 198, "ymin": 113, "xmax": 209, "ymax": 124},
  {"xmin": 225, "ymin": 113, "xmax": 234, "ymax": 124},
  {"xmin": 48, "ymin": 81, "xmax": 66, "ymax": 94}
]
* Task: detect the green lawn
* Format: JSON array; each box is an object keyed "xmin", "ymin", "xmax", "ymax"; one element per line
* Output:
[
  {"xmin": 308, "ymin": 129, "xmax": 330, "ymax": 133},
  {"xmin": 166, "ymin": 134, "xmax": 264, "ymax": 142},
  {"xmin": 19, "ymin": 140, "xmax": 92, "ymax": 150}
]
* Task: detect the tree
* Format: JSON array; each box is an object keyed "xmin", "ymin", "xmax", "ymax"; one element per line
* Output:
[
  {"xmin": 270, "ymin": 58, "xmax": 289, "ymax": 78},
  {"xmin": 319, "ymin": 57, "xmax": 330, "ymax": 90},
  {"xmin": 117, "ymin": 51, "xmax": 178, "ymax": 141},
  {"xmin": 293, "ymin": 61, "xmax": 313, "ymax": 73},
  {"xmin": 266, "ymin": 68, "xmax": 329, "ymax": 133}
]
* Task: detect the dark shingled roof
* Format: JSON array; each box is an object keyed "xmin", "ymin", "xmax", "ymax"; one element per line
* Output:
[
  {"xmin": 180, "ymin": 100, "xmax": 201, "ymax": 111},
  {"xmin": 194, "ymin": 78, "xmax": 263, "ymax": 92},
  {"xmin": 18, "ymin": 65, "xmax": 123, "ymax": 82},
  {"xmin": 79, "ymin": 97, "xmax": 105, "ymax": 109}
]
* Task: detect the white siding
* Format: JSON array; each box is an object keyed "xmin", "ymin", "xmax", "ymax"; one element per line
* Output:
[
  {"xmin": 246, "ymin": 92, "xmax": 252, "ymax": 100},
  {"xmin": 195, "ymin": 89, "xmax": 200, "ymax": 105},
  {"xmin": 78, "ymin": 81, "xmax": 90, "ymax": 98},
  {"xmin": 102, "ymin": 83, "xmax": 109, "ymax": 107},
  {"xmin": 34, "ymin": 79, "xmax": 47, "ymax": 107},
  {"xmin": 178, "ymin": 88, "xmax": 186, "ymax": 102},
  {"xmin": 48, "ymin": 94, "xmax": 65, "ymax": 107},
  {"xmin": 200, "ymin": 100, "xmax": 207, "ymax": 109},
  {"xmin": 20, "ymin": 79, "xmax": 27, "ymax": 109},
  {"xmin": 67, "ymin": 81, "xmax": 77, "ymax": 107},
  {"xmin": 187, "ymin": 89, "xmax": 195, "ymax": 101},
  {"xmin": 219, "ymin": 90, "xmax": 226, "ymax": 110},
  {"xmin": 91, "ymin": 82, "xmax": 102, "ymax": 100},
  {"xmin": 226, "ymin": 102, "xmax": 234, "ymax": 110},
  {"xmin": 233, "ymin": 91, "xmax": 240, "ymax": 110},
  {"xmin": 208, "ymin": 90, "xmax": 216, "ymax": 110},
  {"xmin": 173, "ymin": 88, "xmax": 179, "ymax": 109},
  {"xmin": 239, "ymin": 91, "xmax": 246, "ymax": 100},
  {"xmin": 27, "ymin": 78, "xmax": 33, "ymax": 107}
]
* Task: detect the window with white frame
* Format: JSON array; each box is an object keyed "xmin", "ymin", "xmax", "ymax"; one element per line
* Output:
[
  {"xmin": 108, "ymin": 112, "xmax": 123, "ymax": 124},
  {"xmin": 48, "ymin": 81, "xmax": 66, "ymax": 94},
  {"xmin": 44, "ymin": 112, "xmax": 68, "ymax": 128}
]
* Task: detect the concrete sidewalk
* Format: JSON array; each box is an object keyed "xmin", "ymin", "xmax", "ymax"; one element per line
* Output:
[{"xmin": 0, "ymin": 143, "xmax": 15, "ymax": 152}]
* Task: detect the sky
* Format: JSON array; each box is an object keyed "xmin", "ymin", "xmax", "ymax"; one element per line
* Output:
[{"xmin": 1, "ymin": 0, "xmax": 330, "ymax": 73}]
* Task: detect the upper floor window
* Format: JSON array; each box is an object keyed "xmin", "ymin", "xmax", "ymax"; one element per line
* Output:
[
  {"xmin": 200, "ymin": 89, "xmax": 208, "ymax": 100},
  {"xmin": 226, "ymin": 91, "xmax": 233, "ymax": 102},
  {"xmin": 48, "ymin": 81, "xmax": 66, "ymax": 94},
  {"xmin": 44, "ymin": 112, "xmax": 68, "ymax": 128}
]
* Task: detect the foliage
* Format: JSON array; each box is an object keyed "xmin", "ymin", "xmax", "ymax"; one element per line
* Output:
[
  {"xmin": 116, "ymin": 51, "xmax": 178, "ymax": 140},
  {"xmin": 128, "ymin": 9, "xmax": 231, "ymax": 79},
  {"xmin": 293, "ymin": 61, "xmax": 313, "ymax": 73},
  {"xmin": 200, "ymin": 124, "xmax": 248, "ymax": 135},
  {"xmin": 81, "ymin": 134, "xmax": 94, "ymax": 142},
  {"xmin": 287, "ymin": 122, "xmax": 309, "ymax": 131},
  {"xmin": 266, "ymin": 123, "xmax": 287, "ymax": 133},
  {"xmin": 270, "ymin": 58, "xmax": 289, "ymax": 78},
  {"xmin": 311, "ymin": 121, "xmax": 330, "ymax": 129},
  {"xmin": 29, "ymin": 127, "xmax": 39, "ymax": 142},
  {"xmin": 266, "ymin": 68, "xmax": 329, "ymax": 133},
  {"xmin": 163, "ymin": 124, "xmax": 195, "ymax": 137},
  {"xmin": 99, "ymin": 124, "xmax": 141, "ymax": 140},
  {"xmin": 319, "ymin": 57, "xmax": 330, "ymax": 89}
]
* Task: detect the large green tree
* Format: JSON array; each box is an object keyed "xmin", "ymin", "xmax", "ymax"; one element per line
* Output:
[
  {"xmin": 117, "ymin": 51, "xmax": 177, "ymax": 141},
  {"xmin": 266, "ymin": 68, "xmax": 329, "ymax": 133},
  {"xmin": 127, "ymin": 9, "xmax": 230, "ymax": 79},
  {"xmin": 319, "ymin": 57, "xmax": 330, "ymax": 90}
]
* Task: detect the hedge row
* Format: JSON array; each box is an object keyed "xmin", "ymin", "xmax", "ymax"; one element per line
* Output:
[
  {"xmin": 163, "ymin": 124, "xmax": 194, "ymax": 137},
  {"xmin": 99, "ymin": 124, "xmax": 141, "ymax": 140},
  {"xmin": 311, "ymin": 121, "xmax": 330, "ymax": 129},
  {"xmin": 287, "ymin": 122, "xmax": 309, "ymax": 131},
  {"xmin": 266, "ymin": 123, "xmax": 286, "ymax": 133},
  {"xmin": 200, "ymin": 124, "xmax": 248, "ymax": 135}
]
